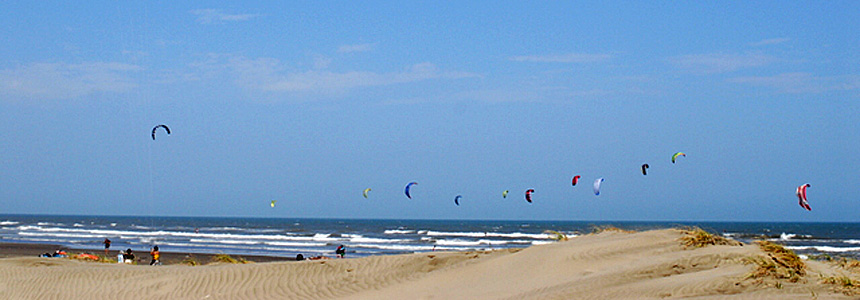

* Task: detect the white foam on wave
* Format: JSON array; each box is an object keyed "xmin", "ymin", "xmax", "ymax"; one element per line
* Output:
[
  {"xmin": 0, "ymin": 221, "xmax": 20, "ymax": 225},
  {"xmin": 384, "ymin": 229, "xmax": 415, "ymax": 234},
  {"xmin": 426, "ymin": 230, "xmax": 552, "ymax": 239},
  {"xmin": 247, "ymin": 229, "xmax": 284, "ymax": 233},
  {"xmin": 265, "ymin": 241, "xmax": 328, "ymax": 247},
  {"xmin": 349, "ymin": 236, "xmax": 411, "ymax": 244},
  {"xmin": 160, "ymin": 241, "xmax": 328, "ymax": 254},
  {"xmin": 13, "ymin": 225, "xmax": 346, "ymax": 243},
  {"xmin": 188, "ymin": 238, "xmax": 328, "ymax": 248},
  {"xmin": 201, "ymin": 227, "xmax": 243, "ymax": 231},
  {"xmin": 350, "ymin": 243, "xmax": 475, "ymax": 252},
  {"xmin": 190, "ymin": 238, "xmax": 259, "ymax": 245},
  {"xmin": 786, "ymin": 246, "xmax": 860, "ymax": 253},
  {"xmin": 777, "ymin": 232, "xmax": 814, "ymax": 241},
  {"xmin": 434, "ymin": 239, "xmax": 481, "ymax": 246},
  {"xmin": 19, "ymin": 232, "xmax": 103, "ymax": 239},
  {"xmin": 139, "ymin": 237, "xmax": 159, "ymax": 244},
  {"xmin": 16, "ymin": 237, "xmax": 85, "ymax": 244},
  {"xmin": 434, "ymin": 239, "xmax": 535, "ymax": 247}
]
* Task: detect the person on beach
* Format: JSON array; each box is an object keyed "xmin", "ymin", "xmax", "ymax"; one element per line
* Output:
[
  {"xmin": 123, "ymin": 248, "xmax": 134, "ymax": 264},
  {"xmin": 103, "ymin": 238, "xmax": 111, "ymax": 255},
  {"xmin": 335, "ymin": 245, "xmax": 346, "ymax": 258},
  {"xmin": 149, "ymin": 246, "xmax": 160, "ymax": 265}
]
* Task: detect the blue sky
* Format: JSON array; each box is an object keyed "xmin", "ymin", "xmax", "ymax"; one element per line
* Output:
[{"xmin": 0, "ymin": 2, "xmax": 858, "ymax": 221}]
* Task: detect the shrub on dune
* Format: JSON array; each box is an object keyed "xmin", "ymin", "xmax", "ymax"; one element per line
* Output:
[
  {"xmin": 212, "ymin": 254, "xmax": 239, "ymax": 264},
  {"xmin": 589, "ymin": 225, "xmax": 635, "ymax": 234},
  {"xmin": 679, "ymin": 227, "xmax": 741, "ymax": 248},
  {"xmin": 181, "ymin": 255, "xmax": 199, "ymax": 266},
  {"xmin": 744, "ymin": 241, "xmax": 806, "ymax": 284}
]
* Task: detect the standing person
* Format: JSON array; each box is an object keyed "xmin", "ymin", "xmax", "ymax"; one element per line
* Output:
[
  {"xmin": 335, "ymin": 245, "xmax": 346, "ymax": 258},
  {"xmin": 150, "ymin": 246, "xmax": 160, "ymax": 266},
  {"xmin": 103, "ymin": 238, "xmax": 111, "ymax": 255}
]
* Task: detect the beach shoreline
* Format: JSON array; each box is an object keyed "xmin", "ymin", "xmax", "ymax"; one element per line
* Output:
[
  {"xmin": 0, "ymin": 241, "xmax": 293, "ymax": 265},
  {"xmin": 1, "ymin": 228, "xmax": 856, "ymax": 299}
]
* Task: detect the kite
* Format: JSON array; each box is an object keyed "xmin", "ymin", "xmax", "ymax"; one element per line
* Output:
[
  {"xmin": 454, "ymin": 195, "xmax": 462, "ymax": 206},
  {"xmin": 502, "ymin": 190, "xmax": 509, "ymax": 198},
  {"xmin": 363, "ymin": 188, "xmax": 371, "ymax": 199},
  {"xmin": 672, "ymin": 152, "xmax": 686, "ymax": 164},
  {"xmin": 641, "ymin": 164, "xmax": 649, "ymax": 175},
  {"xmin": 797, "ymin": 183, "xmax": 811, "ymax": 211},
  {"xmin": 593, "ymin": 178, "xmax": 604, "ymax": 195},
  {"xmin": 572, "ymin": 175, "xmax": 581, "ymax": 186},
  {"xmin": 525, "ymin": 189, "xmax": 534, "ymax": 203},
  {"xmin": 151, "ymin": 124, "xmax": 171, "ymax": 140},
  {"xmin": 270, "ymin": 200, "xmax": 276, "ymax": 208},
  {"xmin": 404, "ymin": 182, "xmax": 418, "ymax": 199}
]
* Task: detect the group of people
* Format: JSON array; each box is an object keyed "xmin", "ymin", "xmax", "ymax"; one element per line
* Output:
[
  {"xmin": 296, "ymin": 245, "xmax": 347, "ymax": 261},
  {"xmin": 104, "ymin": 238, "xmax": 160, "ymax": 265},
  {"xmin": 38, "ymin": 249, "xmax": 68, "ymax": 258},
  {"xmin": 101, "ymin": 238, "xmax": 348, "ymax": 264}
]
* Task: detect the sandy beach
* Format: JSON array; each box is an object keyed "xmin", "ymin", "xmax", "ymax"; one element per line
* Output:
[
  {"xmin": 0, "ymin": 229, "xmax": 856, "ymax": 299},
  {"xmin": 0, "ymin": 242, "xmax": 291, "ymax": 265}
]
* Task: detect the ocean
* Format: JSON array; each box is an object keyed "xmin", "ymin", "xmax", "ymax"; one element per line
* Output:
[{"xmin": 1, "ymin": 214, "xmax": 859, "ymax": 259}]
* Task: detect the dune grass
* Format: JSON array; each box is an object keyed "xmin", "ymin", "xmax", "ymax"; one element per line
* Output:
[
  {"xmin": 180, "ymin": 255, "xmax": 199, "ymax": 266},
  {"xmin": 744, "ymin": 241, "xmax": 806, "ymax": 284},
  {"xmin": 212, "ymin": 254, "xmax": 239, "ymax": 264},
  {"xmin": 678, "ymin": 227, "xmax": 741, "ymax": 249},
  {"xmin": 589, "ymin": 225, "xmax": 636, "ymax": 234},
  {"xmin": 97, "ymin": 254, "xmax": 117, "ymax": 264},
  {"xmin": 821, "ymin": 275, "xmax": 860, "ymax": 295},
  {"xmin": 543, "ymin": 230, "xmax": 569, "ymax": 241},
  {"xmin": 211, "ymin": 253, "xmax": 252, "ymax": 264},
  {"xmin": 838, "ymin": 257, "xmax": 860, "ymax": 270},
  {"xmin": 818, "ymin": 257, "xmax": 860, "ymax": 295}
]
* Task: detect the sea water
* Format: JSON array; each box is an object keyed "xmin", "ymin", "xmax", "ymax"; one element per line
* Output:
[{"xmin": 1, "ymin": 214, "xmax": 859, "ymax": 259}]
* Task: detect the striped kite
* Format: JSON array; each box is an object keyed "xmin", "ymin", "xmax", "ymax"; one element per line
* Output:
[{"xmin": 797, "ymin": 184, "xmax": 811, "ymax": 211}]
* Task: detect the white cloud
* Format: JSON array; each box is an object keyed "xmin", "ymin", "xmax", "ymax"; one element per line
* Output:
[
  {"xmin": 750, "ymin": 38, "xmax": 790, "ymax": 47},
  {"xmin": 0, "ymin": 62, "xmax": 142, "ymax": 99},
  {"xmin": 191, "ymin": 9, "xmax": 260, "ymax": 24},
  {"xmin": 205, "ymin": 56, "xmax": 479, "ymax": 93},
  {"xmin": 312, "ymin": 54, "xmax": 332, "ymax": 69},
  {"xmin": 669, "ymin": 53, "xmax": 774, "ymax": 74},
  {"xmin": 338, "ymin": 43, "xmax": 375, "ymax": 53},
  {"xmin": 509, "ymin": 53, "xmax": 611, "ymax": 63},
  {"xmin": 727, "ymin": 72, "xmax": 860, "ymax": 94}
]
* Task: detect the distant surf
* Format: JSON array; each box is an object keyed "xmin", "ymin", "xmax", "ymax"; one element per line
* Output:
[{"xmin": 2, "ymin": 215, "xmax": 859, "ymax": 259}]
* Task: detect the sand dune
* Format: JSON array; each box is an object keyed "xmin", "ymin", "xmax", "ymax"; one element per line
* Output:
[{"xmin": 0, "ymin": 229, "xmax": 854, "ymax": 299}]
